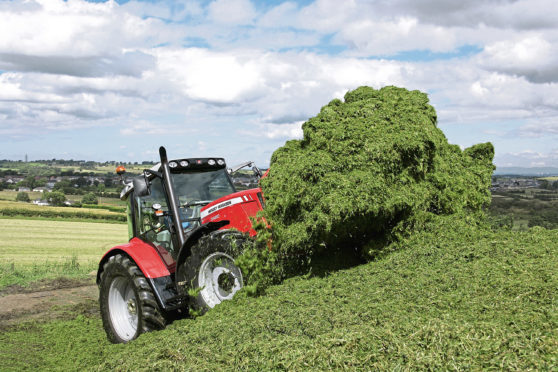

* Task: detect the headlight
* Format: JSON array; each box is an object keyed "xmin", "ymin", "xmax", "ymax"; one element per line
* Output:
[
  {"xmin": 217, "ymin": 159, "xmax": 225, "ymax": 166},
  {"xmin": 179, "ymin": 160, "xmax": 189, "ymax": 167},
  {"xmin": 169, "ymin": 161, "xmax": 177, "ymax": 168},
  {"xmin": 208, "ymin": 159, "xmax": 216, "ymax": 165}
]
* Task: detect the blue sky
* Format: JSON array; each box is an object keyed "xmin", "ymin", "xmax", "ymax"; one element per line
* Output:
[{"xmin": 1, "ymin": 0, "xmax": 557, "ymax": 167}]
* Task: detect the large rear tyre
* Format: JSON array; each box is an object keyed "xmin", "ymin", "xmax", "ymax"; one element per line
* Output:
[
  {"xmin": 99, "ymin": 254, "xmax": 166, "ymax": 343},
  {"xmin": 181, "ymin": 230, "xmax": 246, "ymax": 313}
]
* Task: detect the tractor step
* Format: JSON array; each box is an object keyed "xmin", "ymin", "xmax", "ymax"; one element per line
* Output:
[
  {"xmin": 164, "ymin": 294, "xmax": 189, "ymax": 311},
  {"xmin": 148, "ymin": 276, "xmax": 188, "ymax": 311}
]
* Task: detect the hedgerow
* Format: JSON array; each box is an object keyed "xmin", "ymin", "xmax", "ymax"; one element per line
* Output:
[{"xmin": 240, "ymin": 86, "xmax": 495, "ymax": 292}]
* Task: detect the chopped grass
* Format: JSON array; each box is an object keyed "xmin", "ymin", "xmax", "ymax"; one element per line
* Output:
[
  {"xmin": 254, "ymin": 86, "xmax": 494, "ymax": 291},
  {"xmin": 1, "ymin": 217, "xmax": 556, "ymax": 370}
]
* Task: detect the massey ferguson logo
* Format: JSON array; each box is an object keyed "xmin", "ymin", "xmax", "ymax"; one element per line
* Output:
[
  {"xmin": 207, "ymin": 200, "xmax": 231, "ymax": 215},
  {"xmin": 200, "ymin": 197, "xmax": 244, "ymax": 219}
]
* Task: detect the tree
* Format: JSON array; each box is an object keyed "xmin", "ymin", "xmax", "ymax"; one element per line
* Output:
[
  {"xmin": 53, "ymin": 179, "xmax": 76, "ymax": 194},
  {"xmin": 53, "ymin": 179, "xmax": 71, "ymax": 191},
  {"xmin": 45, "ymin": 191, "xmax": 66, "ymax": 206},
  {"xmin": 75, "ymin": 177, "xmax": 88, "ymax": 188},
  {"xmin": 21, "ymin": 175, "xmax": 37, "ymax": 189},
  {"xmin": 16, "ymin": 192, "xmax": 30, "ymax": 203},
  {"xmin": 82, "ymin": 192, "xmax": 98, "ymax": 205}
]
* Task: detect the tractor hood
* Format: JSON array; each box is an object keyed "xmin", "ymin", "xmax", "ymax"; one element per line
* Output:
[{"xmin": 200, "ymin": 188, "xmax": 264, "ymax": 236}]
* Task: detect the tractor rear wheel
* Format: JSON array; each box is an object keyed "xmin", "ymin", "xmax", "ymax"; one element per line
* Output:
[
  {"xmin": 181, "ymin": 230, "xmax": 246, "ymax": 313},
  {"xmin": 99, "ymin": 254, "xmax": 166, "ymax": 343}
]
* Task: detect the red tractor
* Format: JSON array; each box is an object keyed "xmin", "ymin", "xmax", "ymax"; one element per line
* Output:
[{"xmin": 97, "ymin": 146, "xmax": 264, "ymax": 343}]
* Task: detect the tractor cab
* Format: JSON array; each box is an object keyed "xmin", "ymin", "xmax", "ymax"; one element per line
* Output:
[{"xmin": 120, "ymin": 158, "xmax": 236, "ymax": 259}]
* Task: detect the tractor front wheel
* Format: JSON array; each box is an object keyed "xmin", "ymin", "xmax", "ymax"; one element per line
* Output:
[
  {"xmin": 181, "ymin": 230, "xmax": 246, "ymax": 313},
  {"xmin": 99, "ymin": 254, "xmax": 166, "ymax": 343}
]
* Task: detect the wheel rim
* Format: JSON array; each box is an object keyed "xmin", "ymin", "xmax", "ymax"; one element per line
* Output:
[
  {"xmin": 108, "ymin": 276, "xmax": 138, "ymax": 342},
  {"xmin": 198, "ymin": 252, "xmax": 243, "ymax": 308}
]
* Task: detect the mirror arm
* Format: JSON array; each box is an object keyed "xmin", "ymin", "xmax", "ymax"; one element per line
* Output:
[{"xmin": 144, "ymin": 169, "xmax": 162, "ymax": 179}]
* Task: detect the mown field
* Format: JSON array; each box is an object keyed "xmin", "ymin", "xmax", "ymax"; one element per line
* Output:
[
  {"xmin": 0, "ymin": 190, "xmax": 45, "ymax": 201},
  {"xmin": 0, "ymin": 219, "xmax": 128, "ymax": 289},
  {"xmin": 0, "ymin": 200, "xmax": 126, "ymax": 223},
  {"xmin": 0, "ymin": 216, "xmax": 556, "ymax": 370},
  {"xmin": 0, "ymin": 190, "xmax": 126, "ymax": 208}
]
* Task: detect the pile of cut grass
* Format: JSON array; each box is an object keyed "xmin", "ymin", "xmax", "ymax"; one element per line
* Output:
[
  {"xmin": 1, "ymin": 216, "xmax": 556, "ymax": 370},
  {"xmin": 244, "ymin": 86, "xmax": 494, "ymax": 292}
]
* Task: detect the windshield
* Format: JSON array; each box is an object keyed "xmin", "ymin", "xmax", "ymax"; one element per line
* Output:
[
  {"xmin": 133, "ymin": 168, "xmax": 235, "ymax": 246},
  {"xmin": 170, "ymin": 168, "xmax": 236, "ymax": 205}
]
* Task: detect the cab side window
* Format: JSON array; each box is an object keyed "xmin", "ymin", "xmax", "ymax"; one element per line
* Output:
[{"xmin": 134, "ymin": 178, "xmax": 175, "ymax": 254}]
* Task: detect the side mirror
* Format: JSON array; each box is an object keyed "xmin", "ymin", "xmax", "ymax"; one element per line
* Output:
[{"xmin": 133, "ymin": 176, "xmax": 150, "ymax": 197}]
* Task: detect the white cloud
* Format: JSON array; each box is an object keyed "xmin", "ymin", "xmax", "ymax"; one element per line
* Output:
[
  {"xmin": 0, "ymin": 0, "xmax": 165, "ymax": 57},
  {"xmin": 155, "ymin": 48, "xmax": 264, "ymax": 104},
  {"xmin": 247, "ymin": 121, "xmax": 304, "ymax": 140},
  {"xmin": 208, "ymin": 0, "xmax": 256, "ymax": 25},
  {"xmin": 0, "ymin": 0, "xmax": 558, "ymax": 166},
  {"xmin": 478, "ymin": 36, "xmax": 558, "ymax": 83},
  {"xmin": 496, "ymin": 149, "xmax": 558, "ymax": 167},
  {"xmin": 336, "ymin": 17, "xmax": 457, "ymax": 56}
]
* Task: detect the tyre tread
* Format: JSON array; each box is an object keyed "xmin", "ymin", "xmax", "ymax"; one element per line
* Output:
[{"xmin": 99, "ymin": 253, "xmax": 167, "ymax": 343}]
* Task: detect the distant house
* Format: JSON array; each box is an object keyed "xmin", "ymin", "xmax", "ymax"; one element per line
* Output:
[
  {"xmin": 33, "ymin": 199, "xmax": 50, "ymax": 206},
  {"xmin": 17, "ymin": 187, "xmax": 31, "ymax": 192},
  {"xmin": 32, "ymin": 187, "xmax": 47, "ymax": 193}
]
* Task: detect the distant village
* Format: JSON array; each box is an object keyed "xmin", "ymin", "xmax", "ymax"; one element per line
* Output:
[
  {"xmin": 4, "ymin": 159, "xmax": 553, "ymax": 205},
  {"xmin": 490, "ymin": 177, "xmax": 541, "ymax": 191},
  {"xmin": 0, "ymin": 158, "xmax": 262, "ymax": 206}
]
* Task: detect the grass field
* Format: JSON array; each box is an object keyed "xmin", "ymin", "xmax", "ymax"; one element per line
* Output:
[
  {"xmin": 0, "ymin": 162, "xmax": 149, "ymax": 175},
  {"xmin": 0, "ymin": 190, "xmax": 44, "ymax": 201},
  {"xmin": 0, "ymin": 219, "xmax": 128, "ymax": 289},
  {"xmin": 0, "ymin": 190, "xmax": 125, "ymax": 207},
  {"xmin": 0, "ymin": 200, "xmax": 126, "ymax": 222},
  {"xmin": 0, "ymin": 216, "xmax": 556, "ymax": 370}
]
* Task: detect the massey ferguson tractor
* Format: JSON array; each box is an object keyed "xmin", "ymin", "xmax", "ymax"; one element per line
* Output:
[{"xmin": 97, "ymin": 146, "xmax": 264, "ymax": 343}]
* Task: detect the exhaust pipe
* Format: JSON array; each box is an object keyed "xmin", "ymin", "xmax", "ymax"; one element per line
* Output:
[{"xmin": 159, "ymin": 146, "xmax": 186, "ymax": 249}]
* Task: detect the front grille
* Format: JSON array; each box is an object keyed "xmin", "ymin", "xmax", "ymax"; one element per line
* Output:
[{"xmin": 257, "ymin": 192, "xmax": 265, "ymax": 208}]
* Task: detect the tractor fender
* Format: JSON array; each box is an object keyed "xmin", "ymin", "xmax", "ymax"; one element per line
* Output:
[
  {"xmin": 175, "ymin": 220, "xmax": 230, "ymax": 275},
  {"xmin": 97, "ymin": 237, "xmax": 171, "ymax": 285}
]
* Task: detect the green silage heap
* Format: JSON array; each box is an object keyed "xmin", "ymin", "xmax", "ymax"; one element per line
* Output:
[{"xmin": 260, "ymin": 86, "xmax": 495, "ymax": 261}]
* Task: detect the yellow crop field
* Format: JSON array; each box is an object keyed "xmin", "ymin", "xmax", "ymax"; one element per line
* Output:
[{"xmin": 0, "ymin": 219, "xmax": 128, "ymax": 265}]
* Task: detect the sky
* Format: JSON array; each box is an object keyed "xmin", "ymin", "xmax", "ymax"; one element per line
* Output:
[{"xmin": 1, "ymin": 0, "xmax": 557, "ymax": 168}]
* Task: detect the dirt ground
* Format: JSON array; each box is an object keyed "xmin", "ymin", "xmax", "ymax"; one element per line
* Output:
[{"xmin": 0, "ymin": 278, "xmax": 99, "ymax": 331}]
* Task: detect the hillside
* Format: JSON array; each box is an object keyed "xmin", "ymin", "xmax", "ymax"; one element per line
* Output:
[{"xmin": 1, "ymin": 215, "xmax": 556, "ymax": 370}]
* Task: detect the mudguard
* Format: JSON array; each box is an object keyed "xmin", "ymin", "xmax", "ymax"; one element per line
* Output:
[
  {"xmin": 176, "ymin": 220, "xmax": 230, "ymax": 273},
  {"xmin": 96, "ymin": 237, "xmax": 170, "ymax": 284}
]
